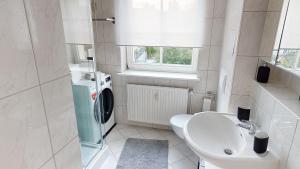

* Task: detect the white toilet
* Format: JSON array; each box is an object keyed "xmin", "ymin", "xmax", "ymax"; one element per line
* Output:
[{"xmin": 170, "ymin": 114, "xmax": 193, "ymax": 139}]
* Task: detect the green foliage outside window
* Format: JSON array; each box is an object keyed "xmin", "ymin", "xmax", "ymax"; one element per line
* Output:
[
  {"xmin": 134, "ymin": 46, "xmax": 193, "ymax": 65},
  {"xmin": 163, "ymin": 47, "xmax": 192, "ymax": 65}
]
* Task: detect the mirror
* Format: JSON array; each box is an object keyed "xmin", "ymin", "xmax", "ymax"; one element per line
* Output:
[{"xmin": 272, "ymin": 0, "xmax": 300, "ymax": 76}]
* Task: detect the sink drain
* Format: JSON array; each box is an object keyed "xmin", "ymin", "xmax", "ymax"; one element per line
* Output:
[{"xmin": 224, "ymin": 148, "xmax": 233, "ymax": 155}]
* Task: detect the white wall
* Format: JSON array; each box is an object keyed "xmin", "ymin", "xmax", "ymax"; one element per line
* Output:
[
  {"xmin": 94, "ymin": 0, "xmax": 227, "ymax": 124},
  {"xmin": 250, "ymin": 81, "xmax": 300, "ymax": 169},
  {"xmin": 0, "ymin": 0, "xmax": 82, "ymax": 169},
  {"xmin": 217, "ymin": 0, "xmax": 244, "ymax": 112},
  {"xmin": 217, "ymin": 0, "xmax": 284, "ymax": 114}
]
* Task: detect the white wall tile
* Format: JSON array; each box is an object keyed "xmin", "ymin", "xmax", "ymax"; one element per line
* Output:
[
  {"xmin": 0, "ymin": 87, "xmax": 52, "ymax": 169},
  {"xmin": 103, "ymin": 22, "xmax": 116, "ymax": 43},
  {"xmin": 190, "ymin": 93, "xmax": 206, "ymax": 113},
  {"xmin": 122, "ymin": 105, "xmax": 128, "ymax": 124},
  {"xmin": 188, "ymin": 71, "xmax": 207, "ymax": 93},
  {"xmin": 60, "ymin": 0, "xmax": 91, "ymax": 20},
  {"xmin": 62, "ymin": 19, "xmax": 94, "ymax": 44},
  {"xmin": 55, "ymin": 137, "xmax": 82, "ymax": 169},
  {"xmin": 268, "ymin": 0, "xmax": 284, "ymax": 11},
  {"xmin": 93, "ymin": 0, "xmax": 103, "ymax": 18},
  {"xmin": 229, "ymin": 95, "xmax": 251, "ymax": 114},
  {"xmin": 60, "ymin": 0, "xmax": 94, "ymax": 44},
  {"xmin": 211, "ymin": 18, "xmax": 225, "ymax": 46},
  {"xmin": 113, "ymin": 86, "xmax": 123, "ymax": 106},
  {"xmin": 286, "ymin": 121, "xmax": 300, "ymax": 169},
  {"xmin": 202, "ymin": 19, "xmax": 214, "ymax": 46},
  {"xmin": 197, "ymin": 47, "xmax": 210, "ymax": 71},
  {"xmin": 105, "ymin": 45, "xmax": 121, "ymax": 66},
  {"xmin": 206, "ymin": 71, "xmax": 219, "ymax": 92},
  {"xmin": 268, "ymin": 103, "xmax": 298, "ymax": 169},
  {"xmin": 244, "ymin": 0, "xmax": 269, "ymax": 11},
  {"xmin": 209, "ymin": 46, "xmax": 221, "ymax": 70},
  {"xmin": 289, "ymin": 75, "xmax": 300, "ymax": 95},
  {"xmin": 95, "ymin": 44, "xmax": 106, "ymax": 65},
  {"xmin": 40, "ymin": 159, "xmax": 56, "ymax": 169},
  {"xmin": 24, "ymin": 0, "xmax": 70, "ymax": 83},
  {"xmin": 101, "ymin": 0, "xmax": 115, "ymax": 17},
  {"xmin": 0, "ymin": 0, "xmax": 39, "ymax": 99},
  {"xmin": 114, "ymin": 105, "xmax": 124, "ymax": 124},
  {"xmin": 237, "ymin": 12, "xmax": 267, "ymax": 56},
  {"xmin": 232, "ymin": 56, "xmax": 259, "ymax": 95},
  {"xmin": 94, "ymin": 22, "xmax": 105, "ymax": 43},
  {"xmin": 122, "ymin": 86, "xmax": 127, "ymax": 106},
  {"xmin": 254, "ymin": 88, "xmax": 276, "ymax": 132},
  {"xmin": 214, "ymin": 0, "xmax": 227, "ymax": 18},
  {"xmin": 259, "ymin": 12, "xmax": 281, "ymax": 57},
  {"xmin": 99, "ymin": 65, "xmax": 122, "ymax": 86},
  {"xmin": 41, "ymin": 76, "xmax": 78, "ymax": 153}
]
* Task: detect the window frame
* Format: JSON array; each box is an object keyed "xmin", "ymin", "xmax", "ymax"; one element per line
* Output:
[{"xmin": 126, "ymin": 46, "xmax": 199, "ymax": 73}]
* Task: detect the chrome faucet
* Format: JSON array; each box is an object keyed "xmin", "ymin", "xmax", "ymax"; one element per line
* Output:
[{"xmin": 237, "ymin": 120, "xmax": 257, "ymax": 135}]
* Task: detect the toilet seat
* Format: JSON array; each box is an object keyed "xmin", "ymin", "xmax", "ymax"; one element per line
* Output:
[{"xmin": 170, "ymin": 114, "xmax": 192, "ymax": 139}]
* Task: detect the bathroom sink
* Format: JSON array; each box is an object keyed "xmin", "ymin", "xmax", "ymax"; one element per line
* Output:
[{"xmin": 183, "ymin": 112, "xmax": 279, "ymax": 169}]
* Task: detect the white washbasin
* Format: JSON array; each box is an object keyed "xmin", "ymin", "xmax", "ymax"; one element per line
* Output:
[{"xmin": 183, "ymin": 111, "xmax": 279, "ymax": 169}]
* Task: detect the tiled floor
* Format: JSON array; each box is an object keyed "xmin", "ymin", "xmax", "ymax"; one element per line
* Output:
[{"xmin": 99, "ymin": 124, "xmax": 199, "ymax": 169}]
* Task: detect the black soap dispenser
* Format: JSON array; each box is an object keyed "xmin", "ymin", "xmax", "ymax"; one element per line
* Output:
[{"xmin": 257, "ymin": 63, "xmax": 270, "ymax": 83}]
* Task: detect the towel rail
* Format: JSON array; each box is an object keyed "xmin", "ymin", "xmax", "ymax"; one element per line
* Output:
[{"xmin": 92, "ymin": 17, "xmax": 115, "ymax": 24}]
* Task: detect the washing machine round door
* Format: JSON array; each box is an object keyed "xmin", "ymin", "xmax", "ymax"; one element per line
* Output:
[{"xmin": 94, "ymin": 88, "xmax": 114, "ymax": 124}]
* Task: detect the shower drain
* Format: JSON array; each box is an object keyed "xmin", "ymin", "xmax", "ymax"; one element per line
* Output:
[{"xmin": 224, "ymin": 148, "xmax": 233, "ymax": 155}]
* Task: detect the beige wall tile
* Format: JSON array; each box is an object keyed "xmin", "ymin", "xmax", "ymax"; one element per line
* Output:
[
  {"xmin": 232, "ymin": 56, "xmax": 259, "ymax": 95},
  {"xmin": 0, "ymin": 87, "xmax": 52, "ymax": 169},
  {"xmin": 286, "ymin": 120, "xmax": 300, "ymax": 169},
  {"xmin": 40, "ymin": 159, "xmax": 56, "ymax": 169},
  {"xmin": 0, "ymin": 0, "xmax": 39, "ymax": 99},
  {"xmin": 237, "ymin": 12, "xmax": 267, "ymax": 56},
  {"xmin": 24, "ymin": 0, "xmax": 70, "ymax": 83},
  {"xmin": 55, "ymin": 137, "xmax": 82, "ymax": 169},
  {"xmin": 268, "ymin": 103, "xmax": 298, "ymax": 169},
  {"xmin": 244, "ymin": 0, "xmax": 269, "ymax": 11},
  {"xmin": 41, "ymin": 76, "xmax": 78, "ymax": 153}
]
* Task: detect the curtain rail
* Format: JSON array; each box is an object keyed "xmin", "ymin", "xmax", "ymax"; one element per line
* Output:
[{"xmin": 92, "ymin": 17, "xmax": 115, "ymax": 24}]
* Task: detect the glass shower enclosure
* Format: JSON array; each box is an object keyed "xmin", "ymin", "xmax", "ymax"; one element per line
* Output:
[{"xmin": 59, "ymin": 0, "xmax": 104, "ymax": 168}]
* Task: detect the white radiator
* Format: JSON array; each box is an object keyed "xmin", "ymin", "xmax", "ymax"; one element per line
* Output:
[{"xmin": 127, "ymin": 84, "xmax": 189, "ymax": 125}]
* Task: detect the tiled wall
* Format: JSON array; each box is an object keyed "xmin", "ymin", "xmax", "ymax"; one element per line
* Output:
[
  {"xmin": 60, "ymin": 0, "xmax": 95, "ymax": 44},
  {"xmin": 250, "ymin": 82, "xmax": 300, "ymax": 169},
  {"xmin": 228, "ymin": 0, "xmax": 284, "ymax": 113},
  {"xmin": 93, "ymin": 0, "xmax": 227, "ymax": 124},
  {"xmin": 0, "ymin": 0, "xmax": 82, "ymax": 169}
]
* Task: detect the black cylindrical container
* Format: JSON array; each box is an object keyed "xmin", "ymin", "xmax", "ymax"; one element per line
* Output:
[
  {"xmin": 254, "ymin": 132, "xmax": 269, "ymax": 154},
  {"xmin": 257, "ymin": 63, "xmax": 270, "ymax": 83},
  {"xmin": 237, "ymin": 107, "xmax": 250, "ymax": 121}
]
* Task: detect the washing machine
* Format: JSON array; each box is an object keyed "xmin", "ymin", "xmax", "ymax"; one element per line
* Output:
[
  {"xmin": 95, "ymin": 72, "xmax": 115, "ymax": 137},
  {"xmin": 72, "ymin": 72, "xmax": 115, "ymax": 143}
]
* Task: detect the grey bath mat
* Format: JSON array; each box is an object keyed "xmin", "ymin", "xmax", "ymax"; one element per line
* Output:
[{"xmin": 116, "ymin": 138, "xmax": 168, "ymax": 169}]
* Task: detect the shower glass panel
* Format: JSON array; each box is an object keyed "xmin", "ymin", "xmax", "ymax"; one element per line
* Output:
[{"xmin": 59, "ymin": 0, "xmax": 103, "ymax": 168}]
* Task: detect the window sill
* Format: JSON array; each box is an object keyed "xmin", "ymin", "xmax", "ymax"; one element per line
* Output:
[{"xmin": 118, "ymin": 70, "xmax": 200, "ymax": 81}]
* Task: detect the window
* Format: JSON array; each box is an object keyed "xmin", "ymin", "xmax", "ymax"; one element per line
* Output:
[
  {"xmin": 277, "ymin": 49, "xmax": 300, "ymax": 70},
  {"xmin": 127, "ymin": 46, "xmax": 199, "ymax": 73}
]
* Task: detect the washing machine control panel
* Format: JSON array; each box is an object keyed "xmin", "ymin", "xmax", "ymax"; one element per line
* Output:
[{"xmin": 105, "ymin": 76, "xmax": 111, "ymax": 82}]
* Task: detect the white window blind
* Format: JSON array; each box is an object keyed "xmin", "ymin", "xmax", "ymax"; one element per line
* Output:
[{"xmin": 115, "ymin": 0, "xmax": 211, "ymax": 47}]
